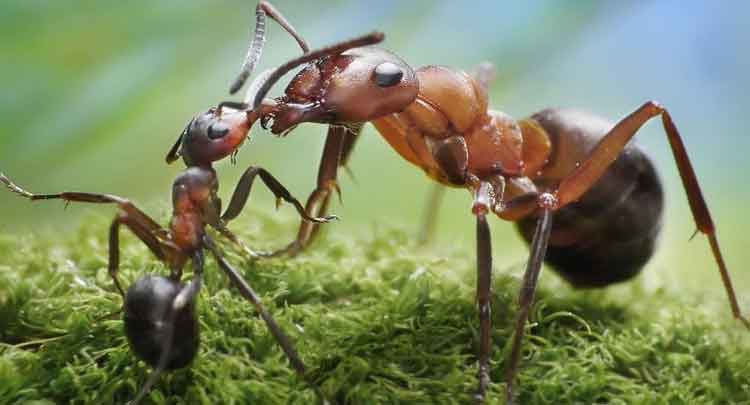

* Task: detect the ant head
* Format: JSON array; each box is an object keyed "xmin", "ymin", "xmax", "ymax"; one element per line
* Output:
[
  {"xmin": 166, "ymin": 106, "xmax": 258, "ymax": 166},
  {"xmin": 247, "ymin": 32, "xmax": 416, "ymax": 135},
  {"xmin": 123, "ymin": 275, "xmax": 200, "ymax": 371},
  {"xmin": 268, "ymin": 47, "xmax": 418, "ymax": 133}
]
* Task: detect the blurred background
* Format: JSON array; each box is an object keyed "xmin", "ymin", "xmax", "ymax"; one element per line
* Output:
[{"xmin": 1, "ymin": 1, "xmax": 748, "ymax": 303}]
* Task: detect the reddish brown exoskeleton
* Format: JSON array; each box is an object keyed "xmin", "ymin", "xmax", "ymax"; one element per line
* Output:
[{"xmin": 225, "ymin": 3, "xmax": 748, "ymax": 403}]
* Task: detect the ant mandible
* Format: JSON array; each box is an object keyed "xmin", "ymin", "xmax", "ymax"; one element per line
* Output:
[{"xmin": 223, "ymin": 2, "xmax": 748, "ymax": 403}]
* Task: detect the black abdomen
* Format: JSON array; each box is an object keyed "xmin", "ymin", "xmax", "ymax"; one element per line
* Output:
[
  {"xmin": 516, "ymin": 109, "xmax": 664, "ymax": 288},
  {"xmin": 124, "ymin": 275, "xmax": 200, "ymax": 369}
]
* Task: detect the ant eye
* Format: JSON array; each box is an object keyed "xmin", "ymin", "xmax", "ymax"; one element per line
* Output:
[
  {"xmin": 207, "ymin": 123, "xmax": 229, "ymax": 139},
  {"xmin": 374, "ymin": 62, "xmax": 403, "ymax": 87}
]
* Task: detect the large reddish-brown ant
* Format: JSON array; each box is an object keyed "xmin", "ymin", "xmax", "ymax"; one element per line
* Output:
[{"xmin": 219, "ymin": 2, "xmax": 748, "ymax": 403}]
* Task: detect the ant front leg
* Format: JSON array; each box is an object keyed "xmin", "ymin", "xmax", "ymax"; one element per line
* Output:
[
  {"xmin": 272, "ymin": 125, "xmax": 359, "ymax": 256},
  {"xmin": 222, "ymin": 166, "xmax": 338, "ymax": 224},
  {"xmin": 417, "ymin": 184, "xmax": 446, "ymax": 246},
  {"xmin": 218, "ymin": 165, "xmax": 338, "ymax": 257},
  {"xmin": 0, "ymin": 173, "xmax": 180, "ymax": 296},
  {"xmin": 551, "ymin": 101, "xmax": 748, "ymax": 328}
]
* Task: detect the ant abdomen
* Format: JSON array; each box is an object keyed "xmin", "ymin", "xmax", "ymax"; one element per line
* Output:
[
  {"xmin": 124, "ymin": 275, "xmax": 200, "ymax": 370},
  {"xmin": 516, "ymin": 110, "xmax": 665, "ymax": 288}
]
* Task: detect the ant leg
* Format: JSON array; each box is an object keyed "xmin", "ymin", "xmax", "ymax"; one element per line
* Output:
[
  {"xmin": 0, "ymin": 173, "xmax": 179, "ymax": 288},
  {"xmin": 108, "ymin": 212, "xmax": 181, "ymax": 296},
  {"xmin": 551, "ymin": 101, "xmax": 748, "ymax": 328},
  {"xmin": 474, "ymin": 213, "xmax": 493, "ymax": 403},
  {"xmin": 469, "ymin": 180, "xmax": 498, "ymax": 403},
  {"xmin": 217, "ymin": 165, "xmax": 338, "ymax": 258},
  {"xmin": 418, "ymin": 133, "xmax": 472, "ymax": 246},
  {"xmin": 107, "ymin": 217, "xmax": 129, "ymax": 297},
  {"xmin": 339, "ymin": 123, "xmax": 364, "ymax": 169},
  {"xmin": 417, "ymin": 184, "xmax": 446, "ymax": 246},
  {"xmin": 0, "ymin": 174, "xmax": 164, "ymax": 232},
  {"xmin": 221, "ymin": 166, "xmax": 339, "ymax": 224},
  {"xmin": 202, "ymin": 236, "xmax": 315, "ymax": 386},
  {"xmin": 272, "ymin": 125, "xmax": 350, "ymax": 256},
  {"xmin": 213, "ymin": 224, "xmax": 270, "ymax": 259},
  {"xmin": 505, "ymin": 206, "xmax": 554, "ymax": 405},
  {"xmin": 306, "ymin": 124, "xmax": 363, "ymax": 244},
  {"xmin": 132, "ymin": 251, "xmax": 204, "ymax": 405}
]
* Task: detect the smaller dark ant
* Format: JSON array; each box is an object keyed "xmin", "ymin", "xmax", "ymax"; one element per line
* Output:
[
  {"xmin": 0, "ymin": 138, "xmax": 333, "ymax": 403},
  {"xmin": 0, "ymin": 5, "xmax": 382, "ymax": 400},
  {"xmin": 0, "ymin": 121, "xmax": 334, "ymax": 403}
]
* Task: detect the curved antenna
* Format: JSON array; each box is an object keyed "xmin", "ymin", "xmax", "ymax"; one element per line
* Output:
[
  {"xmin": 165, "ymin": 122, "xmax": 190, "ymax": 164},
  {"xmin": 243, "ymin": 68, "xmax": 274, "ymax": 105},
  {"xmin": 230, "ymin": 1, "xmax": 310, "ymax": 95},
  {"xmin": 252, "ymin": 31, "xmax": 385, "ymax": 109}
]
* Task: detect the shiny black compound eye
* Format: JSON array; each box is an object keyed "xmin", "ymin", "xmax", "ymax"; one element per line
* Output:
[
  {"xmin": 207, "ymin": 122, "xmax": 229, "ymax": 139},
  {"xmin": 374, "ymin": 62, "xmax": 403, "ymax": 87}
]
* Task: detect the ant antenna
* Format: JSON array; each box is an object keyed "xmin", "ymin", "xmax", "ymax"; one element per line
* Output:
[
  {"xmin": 165, "ymin": 122, "xmax": 191, "ymax": 164},
  {"xmin": 244, "ymin": 68, "xmax": 275, "ymax": 105},
  {"xmin": 252, "ymin": 31, "xmax": 385, "ymax": 109},
  {"xmin": 230, "ymin": 1, "xmax": 310, "ymax": 95}
]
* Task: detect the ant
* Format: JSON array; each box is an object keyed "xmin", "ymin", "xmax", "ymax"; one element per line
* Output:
[
  {"xmin": 220, "ymin": 2, "xmax": 748, "ymax": 403},
  {"xmin": 1, "ymin": 3, "xmax": 381, "ymax": 402},
  {"xmin": 0, "ymin": 111, "xmax": 338, "ymax": 401},
  {"xmin": 0, "ymin": 95, "xmax": 339, "ymax": 402},
  {"xmin": 0, "ymin": 136, "xmax": 337, "ymax": 402}
]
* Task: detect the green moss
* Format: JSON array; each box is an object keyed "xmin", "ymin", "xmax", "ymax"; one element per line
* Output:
[{"xmin": 0, "ymin": 215, "xmax": 748, "ymax": 405}]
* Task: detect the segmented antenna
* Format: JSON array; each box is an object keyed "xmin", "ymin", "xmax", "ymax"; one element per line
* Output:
[
  {"xmin": 165, "ymin": 122, "xmax": 191, "ymax": 164},
  {"xmin": 229, "ymin": 6, "xmax": 267, "ymax": 95},
  {"xmin": 230, "ymin": 1, "xmax": 310, "ymax": 95},
  {"xmin": 0, "ymin": 172, "xmax": 34, "ymax": 198},
  {"xmin": 251, "ymin": 31, "xmax": 385, "ymax": 109},
  {"xmin": 243, "ymin": 68, "xmax": 274, "ymax": 105}
]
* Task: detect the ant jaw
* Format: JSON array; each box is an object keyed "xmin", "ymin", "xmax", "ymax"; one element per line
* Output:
[{"xmin": 268, "ymin": 101, "xmax": 335, "ymax": 135}]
